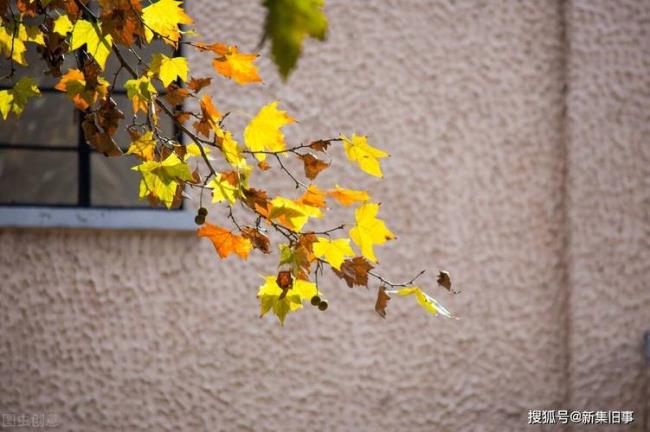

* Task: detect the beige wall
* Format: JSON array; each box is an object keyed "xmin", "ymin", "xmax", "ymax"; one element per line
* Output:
[
  {"xmin": 0, "ymin": 1, "xmax": 648, "ymax": 431},
  {"xmin": 566, "ymin": 0, "xmax": 650, "ymax": 426}
]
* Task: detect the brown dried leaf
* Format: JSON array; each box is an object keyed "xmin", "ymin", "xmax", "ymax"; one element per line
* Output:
[
  {"xmin": 437, "ymin": 270, "xmax": 458, "ymax": 293},
  {"xmin": 299, "ymin": 153, "xmax": 329, "ymax": 180},
  {"xmin": 159, "ymin": 144, "xmax": 173, "ymax": 160},
  {"xmin": 175, "ymin": 111, "xmax": 191, "ymax": 123},
  {"xmin": 100, "ymin": 0, "xmax": 145, "ymax": 46},
  {"xmin": 375, "ymin": 287, "xmax": 390, "ymax": 318},
  {"xmin": 276, "ymin": 270, "xmax": 293, "ymax": 289},
  {"xmin": 276, "ymin": 270, "xmax": 293, "ymax": 299},
  {"xmin": 172, "ymin": 142, "xmax": 187, "ymax": 160},
  {"xmin": 332, "ymin": 256, "xmax": 374, "ymax": 288},
  {"xmin": 241, "ymin": 227, "xmax": 271, "ymax": 254},
  {"xmin": 16, "ymin": 0, "xmax": 39, "ymax": 16},
  {"xmin": 164, "ymin": 84, "xmax": 190, "ymax": 106},
  {"xmin": 189, "ymin": 169, "xmax": 201, "ymax": 185},
  {"xmin": 82, "ymin": 59, "xmax": 102, "ymax": 89},
  {"xmin": 96, "ymin": 98, "xmax": 124, "ymax": 137},
  {"xmin": 0, "ymin": 0, "xmax": 10, "ymax": 16},
  {"xmin": 309, "ymin": 139, "xmax": 330, "ymax": 152},
  {"xmin": 296, "ymin": 233, "xmax": 318, "ymax": 256},
  {"xmin": 38, "ymin": 25, "xmax": 69, "ymax": 77},
  {"xmin": 82, "ymin": 112, "xmax": 122, "ymax": 156},
  {"xmin": 187, "ymin": 76, "xmax": 211, "ymax": 92},
  {"xmin": 170, "ymin": 182, "xmax": 184, "ymax": 208},
  {"xmin": 65, "ymin": 0, "xmax": 87, "ymax": 21},
  {"xmin": 242, "ymin": 188, "xmax": 272, "ymax": 218},
  {"xmin": 278, "ymin": 233, "xmax": 318, "ymax": 281}
]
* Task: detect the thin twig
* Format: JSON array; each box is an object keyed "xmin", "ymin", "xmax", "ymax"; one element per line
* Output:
[
  {"xmin": 309, "ymin": 224, "xmax": 346, "ymax": 236},
  {"xmin": 273, "ymin": 153, "xmax": 306, "ymax": 189},
  {"xmin": 241, "ymin": 138, "xmax": 342, "ymax": 157},
  {"xmin": 367, "ymin": 269, "xmax": 426, "ymax": 288}
]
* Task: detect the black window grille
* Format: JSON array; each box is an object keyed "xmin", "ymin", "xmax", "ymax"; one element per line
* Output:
[{"xmin": 0, "ymin": 41, "xmax": 182, "ymax": 209}]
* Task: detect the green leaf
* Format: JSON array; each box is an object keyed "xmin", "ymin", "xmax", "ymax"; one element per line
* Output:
[
  {"xmin": 0, "ymin": 77, "xmax": 41, "ymax": 120},
  {"xmin": 132, "ymin": 153, "xmax": 194, "ymax": 208},
  {"xmin": 257, "ymin": 275, "xmax": 317, "ymax": 325},
  {"xmin": 208, "ymin": 173, "xmax": 240, "ymax": 205},
  {"xmin": 261, "ymin": 0, "xmax": 327, "ymax": 79},
  {"xmin": 124, "ymin": 75, "xmax": 157, "ymax": 113}
]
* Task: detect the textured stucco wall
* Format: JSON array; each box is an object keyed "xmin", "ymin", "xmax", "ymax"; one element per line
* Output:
[
  {"xmin": 566, "ymin": 1, "xmax": 650, "ymax": 430},
  {"xmin": 0, "ymin": 1, "xmax": 648, "ymax": 431}
]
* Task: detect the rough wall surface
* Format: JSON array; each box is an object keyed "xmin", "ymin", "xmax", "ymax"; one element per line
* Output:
[
  {"xmin": 0, "ymin": 1, "xmax": 647, "ymax": 431},
  {"xmin": 566, "ymin": 1, "xmax": 650, "ymax": 430}
]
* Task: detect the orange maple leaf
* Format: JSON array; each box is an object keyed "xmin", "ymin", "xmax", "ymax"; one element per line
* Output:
[
  {"xmin": 327, "ymin": 185, "xmax": 370, "ymax": 206},
  {"xmin": 212, "ymin": 45, "xmax": 262, "ymax": 85},
  {"xmin": 55, "ymin": 69, "xmax": 109, "ymax": 111},
  {"xmin": 193, "ymin": 94, "xmax": 221, "ymax": 137},
  {"xmin": 297, "ymin": 185, "xmax": 327, "ymax": 209},
  {"xmin": 197, "ymin": 223, "xmax": 252, "ymax": 260}
]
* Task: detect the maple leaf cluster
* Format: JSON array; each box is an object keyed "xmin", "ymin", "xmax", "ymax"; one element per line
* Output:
[{"xmin": 0, "ymin": 0, "xmax": 457, "ymax": 325}]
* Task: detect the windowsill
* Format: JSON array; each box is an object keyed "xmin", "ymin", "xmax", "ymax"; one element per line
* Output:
[{"xmin": 0, "ymin": 206, "xmax": 196, "ymax": 231}]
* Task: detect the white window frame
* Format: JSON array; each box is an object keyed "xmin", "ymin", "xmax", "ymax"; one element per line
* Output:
[{"xmin": 0, "ymin": 206, "xmax": 196, "ymax": 230}]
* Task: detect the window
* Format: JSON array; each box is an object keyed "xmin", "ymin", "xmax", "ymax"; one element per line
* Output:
[{"xmin": 0, "ymin": 42, "xmax": 194, "ymax": 230}]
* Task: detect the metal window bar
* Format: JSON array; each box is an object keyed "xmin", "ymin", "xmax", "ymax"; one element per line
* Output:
[{"xmin": 0, "ymin": 44, "xmax": 185, "ymax": 210}]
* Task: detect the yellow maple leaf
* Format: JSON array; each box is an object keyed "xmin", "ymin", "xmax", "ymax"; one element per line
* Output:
[
  {"xmin": 269, "ymin": 197, "xmax": 308, "ymax": 231},
  {"xmin": 327, "ymin": 185, "xmax": 370, "ymax": 206},
  {"xmin": 0, "ymin": 77, "xmax": 40, "ymax": 120},
  {"xmin": 349, "ymin": 203, "xmax": 395, "ymax": 262},
  {"xmin": 243, "ymin": 101, "xmax": 294, "ymax": 161},
  {"xmin": 217, "ymin": 127, "xmax": 247, "ymax": 169},
  {"xmin": 388, "ymin": 287, "xmax": 455, "ymax": 319},
  {"xmin": 70, "ymin": 19, "xmax": 113, "ymax": 69},
  {"xmin": 132, "ymin": 153, "xmax": 194, "ymax": 208},
  {"xmin": 142, "ymin": 0, "xmax": 193, "ymax": 45},
  {"xmin": 0, "ymin": 22, "xmax": 45, "ymax": 65},
  {"xmin": 208, "ymin": 172, "xmax": 240, "ymax": 205},
  {"xmin": 257, "ymin": 275, "xmax": 317, "ymax": 325},
  {"xmin": 0, "ymin": 25, "xmax": 26, "ymax": 65},
  {"xmin": 52, "ymin": 14, "xmax": 73, "ymax": 36},
  {"xmin": 269, "ymin": 196, "xmax": 324, "ymax": 231},
  {"xmin": 55, "ymin": 69, "xmax": 110, "ymax": 111},
  {"xmin": 197, "ymin": 223, "xmax": 252, "ymax": 260},
  {"xmin": 183, "ymin": 142, "xmax": 213, "ymax": 161},
  {"xmin": 126, "ymin": 131, "xmax": 156, "ymax": 161},
  {"xmin": 312, "ymin": 237, "xmax": 354, "ymax": 270},
  {"xmin": 212, "ymin": 45, "xmax": 262, "ymax": 85},
  {"xmin": 341, "ymin": 133, "xmax": 389, "ymax": 177},
  {"xmin": 150, "ymin": 53, "xmax": 188, "ymax": 87},
  {"xmin": 125, "ymin": 75, "xmax": 156, "ymax": 113}
]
